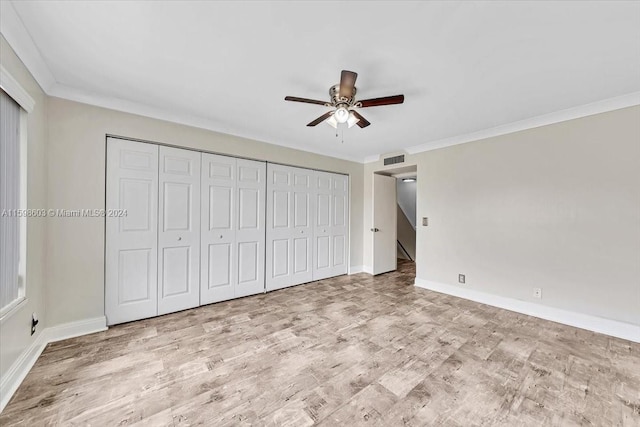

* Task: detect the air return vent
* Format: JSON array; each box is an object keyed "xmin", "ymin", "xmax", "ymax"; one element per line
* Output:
[{"xmin": 383, "ymin": 155, "xmax": 404, "ymax": 166}]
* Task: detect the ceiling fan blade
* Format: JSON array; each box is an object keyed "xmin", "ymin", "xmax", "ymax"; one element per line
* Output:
[
  {"xmin": 307, "ymin": 111, "xmax": 335, "ymax": 127},
  {"xmin": 351, "ymin": 110, "xmax": 371, "ymax": 128},
  {"xmin": 339, "ymin": 70, "xmax": 358, "ymax": 99},
  {"xmin": 358, "ymin": 94, "xmax": 404, "ymax": 108},
  {"xmin": 285, "ymin": 96, "xmax": 329, "ymax": 106}
]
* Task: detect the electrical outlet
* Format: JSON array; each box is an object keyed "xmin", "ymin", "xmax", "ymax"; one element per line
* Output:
[
  {"xmin": 31, "ymin": 313, "xmax": 39, "ymax": 335},
  {"xmin": 533, "ymin": 288, "xmax": 542, "ymax": 299},
  {"xmin": 422, "ymin": 217, "xmax": 428, "ymax": 226},
  {"xmin": 458, "ymin": 274, "xmax": 465, "ymax": 284}
]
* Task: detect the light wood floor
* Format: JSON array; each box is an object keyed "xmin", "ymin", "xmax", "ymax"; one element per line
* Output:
[{"xmin": 2, "ymin": 260, "xmax": 639, "ymax": 426}]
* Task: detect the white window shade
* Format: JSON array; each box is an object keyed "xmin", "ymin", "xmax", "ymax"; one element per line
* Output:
[{"xmin": 0, "ymin": 89, "xmax": 21, "ymax": 311}]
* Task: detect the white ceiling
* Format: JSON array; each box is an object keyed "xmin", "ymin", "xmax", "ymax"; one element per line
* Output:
[{"xmin": 6, "ymin": 1, "xmax": 640, "ymax": 162}]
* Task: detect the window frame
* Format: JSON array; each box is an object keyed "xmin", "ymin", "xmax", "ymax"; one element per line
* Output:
[{"xmin": 0, "ymin": 66, "xmax": 33, "ymax": 321}]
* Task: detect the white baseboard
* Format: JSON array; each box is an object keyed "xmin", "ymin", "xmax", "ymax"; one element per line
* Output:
[
  {"xmin": 414, "ymin": 278, "xmax": 640, "ymax": 343},
  {"xmin": 0, "ymin": 316, "xmax": 107, "ymax": 413},
  {"xmin": 362, "ymin": 265, "xmax": 373, "ymax": 275},
  {"xmin": 45, "ymin": 316, "xmax": 107, "ymax": 343},
  {"xmin": 0, "ymin": 330, "xmax": 48, "ymax": 413},
  {"xmin": 348, "ymin": 265, "xmax": 365, "ymax": 275}
]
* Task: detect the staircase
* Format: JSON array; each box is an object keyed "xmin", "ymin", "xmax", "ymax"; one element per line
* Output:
[{"xmin": 396, "ymin": 204, "xmax": 416, "ymax": 261}]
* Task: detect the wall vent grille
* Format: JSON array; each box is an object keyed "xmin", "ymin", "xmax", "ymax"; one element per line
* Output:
[{"xmin": 383, "ymin": 155, "xmax": 405, "ymax": 166}]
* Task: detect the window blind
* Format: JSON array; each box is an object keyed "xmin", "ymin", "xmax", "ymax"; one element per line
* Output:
[{"xmin": 0, "ymin": 89, "xmax": 21, "ymax": 311}]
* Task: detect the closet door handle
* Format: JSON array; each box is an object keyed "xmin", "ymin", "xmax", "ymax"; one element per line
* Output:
[{"xmin": 178, "ymin": 236, "xmax": 182, "ymax": 241}]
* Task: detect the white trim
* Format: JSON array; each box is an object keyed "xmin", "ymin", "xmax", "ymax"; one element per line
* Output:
[
  {"xmin": 49, "ymin": 83, "xmax": 364, "ymax": 163},
  {"xmin": 45, "ymin": 316, "xmax": 107, "ymax": 343},
  {"xmin": 348, "ymin": 265, "xmax": 365, "ymax": 275},
  {"xmin": 0, "ymin": 316, "xmax": 107, "ymax": 413},
  {"xmin": 363, "ymin": 154, "xmax": 380, "ymax": 164},
  {"xmin": 0, "ymin": 296, "xmax": 26, "ymax": 323},
  {"xmin": 414, "ymin": 278, "xmax": 640, "ymax": 343},
  {"xmin": 361, "ymin": 265, "xmax": 374, "ymax": 275},
  {"xmin": 17, "ymin": 109, "xmax": 28, "ymax": 307},
  {"xmin": 46, "ymin": 86, "xmax": 640, "ymax": 166},
  {"xmin": 0, "ymin": 1, "xmax": 56, "ymax": 93},
  {"xmin": 0, "ymin": 329, "xmax": 47, "ymax": 413},
  {"xmin": 0, "ymin": 65, "xmax": 35, "ymax": 113},
  {"xmin": 403, "ymin": 92, "xmax": 640, "ymax": 157}
]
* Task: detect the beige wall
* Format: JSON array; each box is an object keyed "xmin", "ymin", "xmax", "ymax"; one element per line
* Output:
[
  {"xmin": 46, "ymin": 97, "xmax": 364, "ymax": 326},
  {"xmin": 0, "ymin": 36, "xmax": 48, "ymax": 378},
  {"xmin": 365, "ymin": 106, "xmax": 640, "ymax": 325}
]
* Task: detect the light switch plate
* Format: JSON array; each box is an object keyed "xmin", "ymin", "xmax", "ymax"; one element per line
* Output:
[{"xmin": 422, "ymin": 217, "xmax": 428, "ymax": 226}]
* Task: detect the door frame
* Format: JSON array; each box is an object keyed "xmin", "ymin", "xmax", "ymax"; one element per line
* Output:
[{"xmin": 369, "ymin": 164, "xmax": 418, "ymax": 276}]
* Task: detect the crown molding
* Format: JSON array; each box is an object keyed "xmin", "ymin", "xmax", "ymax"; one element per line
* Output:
[
  {"xmin": 363, "ymin": 154, "xmax": 381, "ymax": 164},
  {"xmin": 3, "ymin": 0, "xmax": 639, "ymax": 165},
  {"xmin": 49, "ymin": 83, "xmax": 365, "ymax": 164},
  {"xmin": 0, "ymin": 1, "xmax": 56, "ymax": 92},
  {"xmin": 403, "ymin": 91, "xmax": 640, "ymax": 157},
  {"xmin": 0, "ymin": 65, "xmax": 35, "ymax": 112},
  {"xmin": 1, "ymin": 1, "xmax": 361, "ymax": 164}
]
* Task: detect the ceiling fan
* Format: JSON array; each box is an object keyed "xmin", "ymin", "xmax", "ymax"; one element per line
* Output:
[{"xmin": 284, "ymin": 70, "xmax": 404, "ymax": 129}]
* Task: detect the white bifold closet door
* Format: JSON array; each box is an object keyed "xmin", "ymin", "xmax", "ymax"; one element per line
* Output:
[
  {"xmin": 157, "ymin": 146, "xmax": 201, "ymax": 315},
  {"xmin": 313, "ymin": 172, "xmax": 349, "ymax": 280},
  {"xmin": 201, "ymin": 153, "xmax": 266, "ymax": 304},
  {"xmin": 106, "ymin": 138, "xmax": 159, "ymax": 325},
  {"xmin": 266, "ymin": 164, "xmax": 314, "ymax": 291}
]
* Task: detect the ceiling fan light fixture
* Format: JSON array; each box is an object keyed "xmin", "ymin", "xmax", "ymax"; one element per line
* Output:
[
  {"xmin": 326, "ymin": 114, "xmax": 338, "ymax": 129},
  {"xmin": 284, "ymin": 70, "xmax": 404, "ymax": 130},
  {"xmin": 347, "ymin": 112, "xmax": 360, "ymax": 128},
  {"xmin": 334, "ymin": 106, "xmax": 349, "ymax": 124}
]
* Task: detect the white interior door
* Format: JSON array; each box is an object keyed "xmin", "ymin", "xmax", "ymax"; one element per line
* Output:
[
  {"xmin": 234, "ymin": 158, "xmax": 266, "ymax": 298},
  {"xmin": 266, "ymin": 164, "xmax": 292, "ymax": 291},
  {"xmin": 158, "ymin": 146, "xmax": 201, "ymax": 315},
  {"xmin": 266, "ymin": 164, "xmax": 314, "ymax": 291},
  {"xmin": 373, "ymin": 173, "xmax": 397, "ymax": 275},
  {"xmin": 313, "ymin": 172, "xmax": 333, "ymax": 281},
  {"xmin": 330, "ymin": 173, "xmax": 349, "ymax": 277},
  {"xmin": 201, "ymin": 153, "xmax": 236, "ymax": 304},
  {"xmin": 313, "ymin": 171, "xmax": 349, "ymax": 280},
  {"xmin": 291, "ymin": 167, "xmax": 314, "ymax": 285},
  {"xmin": 105, "ymin": 138, "xmax": 158, "ymax": 325},
  {"xmin": 201, "ymin": 155, "xmax": 266, "ymax": 303}
]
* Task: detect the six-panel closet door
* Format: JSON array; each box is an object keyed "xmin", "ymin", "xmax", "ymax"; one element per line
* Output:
[
  {"xmin": 330, "ymin": 173, "xmax": 349, "ymax": 277},
  {"xmin": 201, "ymin": 153, "xmax": 266, "ymax": 304},
  {"xmin": 265, "ymin": 164, "xmax": 314, "ymax": 291},
  {"xmin": 157, "ymin": 146, "xmax": 201, "ymax": 315},
  {"xmin": 313, "ymin": 172, "xmax": 349, "ymax": 281},
  {"xmin": 106, "ymin": 137, "xmax": 348, "ymax": 326},
  {"xmin": 313, "ymin": 172, "xmax": 333, "ymax": 281},
  {"xmin": 106, "ymin": 138, "xmax": 159, "ymax": 325}
]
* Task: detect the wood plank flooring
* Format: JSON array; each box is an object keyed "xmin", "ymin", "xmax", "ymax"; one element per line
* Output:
[{"xmin": 2, "ymin": 260, "xmax": 639, "ymax": 426}]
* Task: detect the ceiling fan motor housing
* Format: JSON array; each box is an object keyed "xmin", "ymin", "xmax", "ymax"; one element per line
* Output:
[{"xmin": 330, "ymin": 84, "xmax": 356, "ymax": 106}]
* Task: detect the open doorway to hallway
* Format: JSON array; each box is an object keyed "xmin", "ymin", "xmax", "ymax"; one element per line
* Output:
[
  {"xmin": 371, "ymin": 165, "xmax": 417, "ymax": 279},
  {"xmin": 395, "ymin": 173, "xmax": 416, "ymax": 276}
]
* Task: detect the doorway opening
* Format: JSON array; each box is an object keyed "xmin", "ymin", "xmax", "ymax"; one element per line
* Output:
[{"xmin": 372, "ymin": 165, "xmax": 417, "ymax": 279}]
